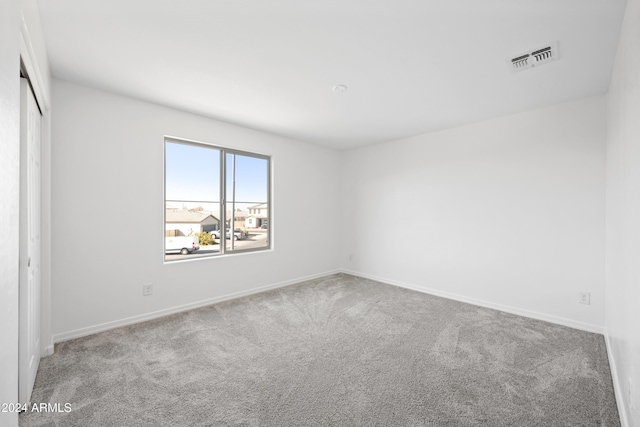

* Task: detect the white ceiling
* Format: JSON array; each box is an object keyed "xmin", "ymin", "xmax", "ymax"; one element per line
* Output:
[{"xmin": 36, "ymin": 0, "xmax": 627, "ymax": 150}]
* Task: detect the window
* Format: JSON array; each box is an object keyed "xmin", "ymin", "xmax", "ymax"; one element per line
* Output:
[{"xmin": 164, "ymin": 137, "xmax": 270, "ymax": 261}]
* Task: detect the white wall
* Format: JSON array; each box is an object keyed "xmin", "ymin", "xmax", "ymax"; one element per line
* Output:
[
  {"xmin": 0, "ymin": 0, "xmax": 22, "ymax": 425},
  {"xmin": 605, "ymin": 0, "xmax": 640, "ymax": 424},
  {"xmin": 341, "ymin": 96, "xmax": 607, "ymax": 332},
  {"xmin": 51, "ymin": 79, "xmax": 341, "ymax": 340}
]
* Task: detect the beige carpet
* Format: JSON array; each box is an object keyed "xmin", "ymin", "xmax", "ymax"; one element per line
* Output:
[{"xmin": 20, "ymin": 273, "xmax": 619, "ymax": 426}]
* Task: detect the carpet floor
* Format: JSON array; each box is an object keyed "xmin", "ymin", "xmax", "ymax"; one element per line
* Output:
[{"xmin": 20, "ymin": 273, "xmax": 619, "ymax": 426}]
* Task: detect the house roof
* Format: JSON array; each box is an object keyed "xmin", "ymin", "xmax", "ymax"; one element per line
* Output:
[
  {"xmin": 166, "ymin": 209, "xmax": 219, "ymax": 224},
  {"xmin": 247, "ymin": 214, "xmax": 268, "ymax": 219},
  {"xmin": 227, "ymin": 210, "xmax": 249, "ymax": 219},
  {"xmin": 248, "ymin": 203, "xmax": 268, "ymax": 210}
]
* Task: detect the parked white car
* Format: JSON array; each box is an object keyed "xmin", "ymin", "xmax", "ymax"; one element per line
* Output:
[
  {"xmin": 165, "ymin": 236, "xmax": 200, "ymax": 255},
  {"xmin": 211, "ymin": 229, "xmax": 243, "ymax": 240}
]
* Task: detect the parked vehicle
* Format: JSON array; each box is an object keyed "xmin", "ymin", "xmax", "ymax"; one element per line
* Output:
[
  {"xmin": 165, "ymin": 236, "xmax": 200, "ymax": 255},
  {"xmin": 211, "ymin": 229, "xmax": 243, "ymax": 240}
]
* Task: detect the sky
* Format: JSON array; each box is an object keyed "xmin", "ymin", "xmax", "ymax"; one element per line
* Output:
[{"xmin": 165, "ymin": 141, "xmax": 268, "ymax": 207}]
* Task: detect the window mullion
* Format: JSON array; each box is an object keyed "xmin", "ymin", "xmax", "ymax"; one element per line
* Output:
[
  {"xmin": 220, "ymin": 149, "xmax": 226, "ymax": 255},
  {"xmin": 230, "ymin": 153, "xmax": 236, "ymax": 251}
]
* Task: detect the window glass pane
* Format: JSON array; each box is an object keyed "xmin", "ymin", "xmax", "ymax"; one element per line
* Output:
[
  {"xmin": 226, "ymin": 153, "xmax": 268, "ymax": 203},
  {"xmin": 166, "ymin": 142, "xmax": 219, "ymax": 202},
  {"xmin": 164, "ymin": 202, "xmax": 222, "ymax": 261},
  {"xmin": 225, "ymin": 153, "xmax": 269, "ymax": 252},
  {"xmin": 224, "ymin": 204, "xmax": 269, "ymax": 252}
]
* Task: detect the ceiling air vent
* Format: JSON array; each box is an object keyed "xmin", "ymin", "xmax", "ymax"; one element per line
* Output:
[{"xmin": 509, "ymin": 42, "xmax": 558, "ymax": 72}]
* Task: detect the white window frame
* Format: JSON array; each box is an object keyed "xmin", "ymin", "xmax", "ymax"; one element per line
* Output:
[{"xmin": 164, "ymin": 136, "xmax": 271, "ymax": 261}]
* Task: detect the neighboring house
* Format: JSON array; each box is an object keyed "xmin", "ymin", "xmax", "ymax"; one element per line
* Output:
[
  {"xmin": 226, "ymin": 209, "xmax": 249, "ymax": 229},
  {"xmin": 166, "ymin": 209, "xmax": 219, "ymax": 236},
  {"xmin": 245, "ymin": 203, "xmax": 268, "ymax": 228}
]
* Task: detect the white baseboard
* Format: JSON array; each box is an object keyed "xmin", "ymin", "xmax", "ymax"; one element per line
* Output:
[
  {"xmin": 53, "ymin": 269, "xmax": 340, "ymax": 343},
  {"xmin": 43, "ymin": 344, "xmax": 54, "ymax": 357},
  {"xmin": 604, "ymin": 329, "xmax": 629, "ymax": 427},
  {"xmin": 341, "ymin": 269, "xmax": 604, "ymax": 334}
]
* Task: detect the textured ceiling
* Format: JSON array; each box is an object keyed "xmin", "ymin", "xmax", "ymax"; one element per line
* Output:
[{"xmin": 37, "ymin": 0, "xmax": 627, "ymax": 149}]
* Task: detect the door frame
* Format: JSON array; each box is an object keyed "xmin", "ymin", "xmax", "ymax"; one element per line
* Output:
[
  {"xmin": 18, "ymin": 77, "xmax": 42, "ymax": 405},
  {"xmin": 20, "ymin": 13, "xmax": 52, "ymax": 359}
]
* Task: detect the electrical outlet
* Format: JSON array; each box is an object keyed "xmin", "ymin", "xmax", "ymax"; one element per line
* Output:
[
  {"xmin": 143, "ymin": 283, "xmax": 153, "ymax": 296},
  {"xmin": 579, "ymin": 292, "xmax": 590, "ymax": 305},
  {"xmin": 349, "ymin": 254, "xmax": 353, "ymax": 261}
]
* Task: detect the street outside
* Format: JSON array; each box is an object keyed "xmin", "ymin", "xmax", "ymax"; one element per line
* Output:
[{"xmin": 165, "ymin": 229, "xmax": 268, "ymax": 261}]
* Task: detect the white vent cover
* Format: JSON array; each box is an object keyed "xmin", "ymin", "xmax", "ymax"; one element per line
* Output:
[{"xmin": 509, "ymin": 42, "xmax": 559, "ymax": 72}]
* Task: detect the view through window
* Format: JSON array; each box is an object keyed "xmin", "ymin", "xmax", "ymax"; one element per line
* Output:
[{"xmin": 164, "ymin": 138, "xmax": 270, "ymax": 261}]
